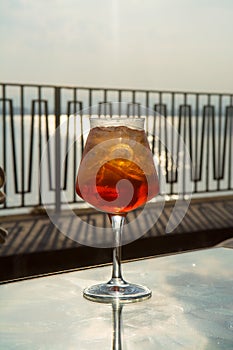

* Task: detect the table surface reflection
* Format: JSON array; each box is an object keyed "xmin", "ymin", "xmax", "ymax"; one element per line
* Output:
[{"xmin": 0, "ymin": 247, "xmax": 233, "ymax": 349}]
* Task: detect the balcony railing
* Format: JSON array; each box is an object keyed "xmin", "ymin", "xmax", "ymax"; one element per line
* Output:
[{"xmin": 0, "ymin": 82, "xmax": 233, "ymax": 211}]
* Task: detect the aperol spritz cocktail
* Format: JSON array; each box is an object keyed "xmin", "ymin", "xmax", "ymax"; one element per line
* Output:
[
  {"xmin": 76, "ymin": 124, "xmax": 159, "ymax": 213},
  {"xmin": 76, "ymin": 115, "xmax": 159, "ymax": 302}
]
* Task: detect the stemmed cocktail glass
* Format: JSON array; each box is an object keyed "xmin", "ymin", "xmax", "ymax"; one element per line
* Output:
[{"xmin": 76, "ymin": 112, "xmax": 159, "ymax": 303}]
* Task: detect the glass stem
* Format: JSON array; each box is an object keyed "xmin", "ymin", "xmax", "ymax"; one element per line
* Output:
[{"xmin": 109, "ymin": 215, "xmax": 126, "ymax": 285}]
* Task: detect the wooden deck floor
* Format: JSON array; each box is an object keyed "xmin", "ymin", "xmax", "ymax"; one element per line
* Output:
[{"xmin": 0, "ymin": 196, "xmax": 233, "ymax": 281}]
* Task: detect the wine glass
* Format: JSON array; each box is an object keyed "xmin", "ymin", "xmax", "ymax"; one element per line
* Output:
[{"xmin": 76, "ymin": 112, "xmax": 159, "ymax": 303}]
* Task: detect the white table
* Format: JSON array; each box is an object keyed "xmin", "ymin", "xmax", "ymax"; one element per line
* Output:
[{"xmin": 0, "ymin": 248, "xmax": 233, "ymax": 349}]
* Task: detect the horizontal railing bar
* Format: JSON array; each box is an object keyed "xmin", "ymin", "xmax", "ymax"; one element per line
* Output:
[{"xmin": 0, "ymin": 82, "xmax": 232, "ymax": 97}]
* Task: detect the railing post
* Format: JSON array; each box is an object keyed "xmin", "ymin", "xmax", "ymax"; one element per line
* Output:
[{"xmin": 55, "ymin": 87, "xmax": 61, "ymax": 212}]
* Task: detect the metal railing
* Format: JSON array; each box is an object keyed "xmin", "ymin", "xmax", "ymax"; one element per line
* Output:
[{"xmin": 0, "ymin": 82, "xmax": 233, "ymax": 211}]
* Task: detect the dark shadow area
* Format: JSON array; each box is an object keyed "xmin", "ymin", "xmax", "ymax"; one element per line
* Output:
[{"xmin": 0, "ymin": 197, "xmax": 233, "ymax": 282}]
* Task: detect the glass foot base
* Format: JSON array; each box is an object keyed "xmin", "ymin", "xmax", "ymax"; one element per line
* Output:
[{"xmin": 83, "ymin": 282, "xmax": 152, "ymax": 303}]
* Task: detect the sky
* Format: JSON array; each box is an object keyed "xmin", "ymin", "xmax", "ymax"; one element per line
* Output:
[{"xmin": 0, "ymin": 0, "xmax": 233, "ymax": 93}]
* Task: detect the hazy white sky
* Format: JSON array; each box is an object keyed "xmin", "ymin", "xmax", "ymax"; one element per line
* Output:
[{"xmin": 1, "ymin": 0, "xmax": 233, "ymax": 92}]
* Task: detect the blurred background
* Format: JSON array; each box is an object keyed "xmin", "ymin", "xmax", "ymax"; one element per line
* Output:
[{"xmin": 1, "ymin": 0, "xmax": 233, "ymax": 92}]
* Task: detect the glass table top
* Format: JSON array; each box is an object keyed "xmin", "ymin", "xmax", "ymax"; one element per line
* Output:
[{"xmin": 0, "ymin": 247, "xmax": 233, "ymax": 349}]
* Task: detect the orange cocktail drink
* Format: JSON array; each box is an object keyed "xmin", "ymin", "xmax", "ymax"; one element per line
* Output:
[{"xmin": 76, "ymin": 125, "xmax": 159, "ymax": 214}]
